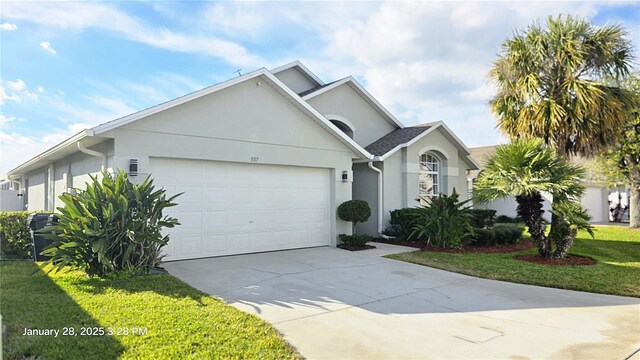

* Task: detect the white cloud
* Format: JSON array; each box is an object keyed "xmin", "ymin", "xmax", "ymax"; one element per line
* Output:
[
  {"xmin": 3, "ymin": 2, "xmax": 262, "ymax": 66},
  {"xmin": 6, "ymin": 79, "xmax": 26, "ymax": 91},
  {"xmin": 0, "ymin": 79, "xmax": 38, "ymax": 104},
  {"xmin": 37, "ymin": 86, "xmax": 45, "ymax": 93},
  {"xmin": 0, "ymin": 114, "xmax": 26, "ymax": 128},
  {"xmin": 0, "ymin": 123, "xmax": 90, "ymax": 173},
  {"xmin": 322, "ymin": 1, "xmax": 612, "ymax": 147},
  {"xmin": 0, "ymin": 22, "xmax": 18, "ymax": 31},
  {"xmin": 40, "ymin": 41, "xmax": 57, "ymax": 55}
]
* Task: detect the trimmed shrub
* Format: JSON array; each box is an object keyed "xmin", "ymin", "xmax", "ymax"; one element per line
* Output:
[
  {"xmin": 0, "ymin": 211, "xmax": 33, "ymax": 259},
  {"xmin": 411, "ymin": 189, "xmax": 474, "ymax": 249},
  {"xmin": 339, "ymin": 234, "xmax": 372, "ymax": 247},
  {"xmin": 337, "ymin": 200, "xmax": 371, "ymax": 234},
  {"xmin": 495, "ymin": 215, "xmax": 521, "ymax": 223},
  {"xmin": 42, "ymin": 170, "xmax": 181, "ymax": 277},
  {"xmin": 386, "ymin": 208, "xmax": 421, "ymax": 239},
  {"xmin": 469, "ymin": 209, "xmax": 497, "ymax": 228},
  {"xmin": 470, "ymin": 224, "xmax": 524, "ymax": 246},
  {"xmin": 471, "ymin": 228, "xmax": 496, "ymax": 246}
]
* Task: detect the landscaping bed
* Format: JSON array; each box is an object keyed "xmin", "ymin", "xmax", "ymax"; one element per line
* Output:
[
  {"xmin": 0, "ymin": 261, "xmax": 300, "ymax": 359},
  {"xmin": 387, "ymin": 226, "xmax": 640, "ymax": 298},
  {"xmin": 516, "ymin": 254, "xmax": 595, "ymax": 266},
  {"xmin": 337, "ymin": 244, "xmax": 376, "ymax": 251},
  {"xmin": 374, "ymin": 238, "xmax": 534, "ymax": 253}
]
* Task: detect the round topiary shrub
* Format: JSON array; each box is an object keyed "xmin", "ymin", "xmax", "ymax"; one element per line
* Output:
[{"xmin": 337, "ymin": 200, "xmax": 371, "ymax": 233}]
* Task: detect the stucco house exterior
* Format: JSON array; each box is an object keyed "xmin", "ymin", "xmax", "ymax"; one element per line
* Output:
[
  {"xmin": 1, "ymin": 61, "xmax": 478, "ymax": 261},
  {"xmin": 468, "ymin": 145, "xmax": 629, "ymax": 223}
]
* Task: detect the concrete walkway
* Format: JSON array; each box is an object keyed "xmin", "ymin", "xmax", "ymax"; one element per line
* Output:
[{"xmin": 164, "ymin": 243, "xmax": 640, "ymax": 360}]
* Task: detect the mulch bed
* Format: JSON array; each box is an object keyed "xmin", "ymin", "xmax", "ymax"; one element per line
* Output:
[
  {"xmin": 337, "ymin": 244, "xmax": 376, "ymax": 251},
  {"xmin": 516, "ymin": 254, "xmax": 596, "ymax": 266},
  {"xmin": 373, "ymin": 238, "xmax": 535, "ymax": 254}
]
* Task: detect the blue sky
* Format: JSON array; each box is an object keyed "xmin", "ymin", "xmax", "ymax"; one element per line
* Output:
[{"xmin": 1, "ymin": 1, "xmax": 638, "ymax": 174}]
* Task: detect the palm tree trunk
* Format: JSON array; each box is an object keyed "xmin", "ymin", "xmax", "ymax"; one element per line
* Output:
[
  {"xmin": 630, "ymin": 183, "xmax": 640, "ymax": 228},
  {"xmin": 515, "ymin": 193, "xmax": 550, "ymax": 257}
]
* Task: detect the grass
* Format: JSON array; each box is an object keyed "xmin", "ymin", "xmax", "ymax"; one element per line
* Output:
[
  {"xmin": 387, "ymin": 226, "xmax": 640, "ymax": 298},
  {"xmin": 0, "ymin": 262, "xmax": 300, "ymax": 359}
]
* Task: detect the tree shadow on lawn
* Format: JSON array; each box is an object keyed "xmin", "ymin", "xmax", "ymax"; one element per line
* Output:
[
  {"xmin": 0, "ymin": 261, "xmax": 125, "ymax": 359},
  {"xmin": 65, "ymin": 272, "xmax": 210, "ymax": 306}
]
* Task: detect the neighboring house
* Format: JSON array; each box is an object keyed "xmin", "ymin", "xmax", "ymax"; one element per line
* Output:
[
  {"xmin": 0, "ymin": 61, "xmax": 478, "ymax": 261},
  {"xmin": 468, "ymin": 145, "xmax": 629, "ymax": 223}
]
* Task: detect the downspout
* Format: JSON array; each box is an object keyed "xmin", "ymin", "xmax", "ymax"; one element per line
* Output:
[
  {"xmin": 367, "ymin": 161, "xmax": 393, "ymax": 239},
  {"xmin": 77, "ymin": 142, "xmax": 107, "ymax": 172},
  {"xmin": 8, "ymin": 175, "xmax": 22, "ymax": 191}
]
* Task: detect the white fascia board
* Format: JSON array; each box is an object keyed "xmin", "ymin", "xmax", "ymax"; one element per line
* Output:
[
  {"xmin": 92, "ymin": 68, "xmax": 268, "ymax": 135},
  {"xmin": 3, "ymin": 129, "xmax": 91, "ymax": 177},
  {"xmin": 303, "ymin": 76, "xmax": 405, "ymax": 129},
  {"xmin": 352, "ymin": 157, "xmax": 383, "ymax": 164},
  {"xmin": 269, "ymin": 60, "xmax": 325, "ymax": 86},
  {"xmin": 301, "ymin": 77, "xmax": 350, "ymax": 99},
  {"xmin": 262, "ymin": 72, "xmax": 372, "ymax": 160}
]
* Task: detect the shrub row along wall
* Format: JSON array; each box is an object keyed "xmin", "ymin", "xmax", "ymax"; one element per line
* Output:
[
  {"xmin": 386, "ymin": 207, "xmax": 524, "ymax": 246},
  {"xmin": 0, "ymin": 211, "xmax": 35, "ymax": 259}
]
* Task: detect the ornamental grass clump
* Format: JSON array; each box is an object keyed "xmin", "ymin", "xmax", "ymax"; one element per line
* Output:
[{"xmin": 42, "ymin": 170, "xmax": 181, "ymax": 277}]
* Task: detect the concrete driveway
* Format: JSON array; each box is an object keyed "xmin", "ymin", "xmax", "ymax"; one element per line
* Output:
[{"xmin": 164, "ymin": 243, "xmax": 640, "ymax": 360}]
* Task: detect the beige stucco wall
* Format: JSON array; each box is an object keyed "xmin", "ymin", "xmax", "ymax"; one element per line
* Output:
[
  {"xmin": 273, "ymin": 67, "xmax": 317, "ymax": 94},
  {"xmin": 306, "ymin": 83, "xmax": 398, "ymax": 147},
  {"xmin": 111, "ymin": 76, "xmax": 356, "ymax": 242}
]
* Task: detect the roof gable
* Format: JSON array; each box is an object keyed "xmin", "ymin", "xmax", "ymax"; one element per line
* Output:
[
  {"xmin": 302, "ymin": 77, "xmax": 404, "ymax": 129},
  {"xmin": 271, "ymin": 60, "xmax": 325, "ymax": 94}
]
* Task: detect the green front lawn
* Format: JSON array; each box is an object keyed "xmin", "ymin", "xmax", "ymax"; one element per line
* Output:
[
  {"xmin": 387, "ymin": 226, "xmax": 640, "ymax": 297},
  {"xmin": 0, "ymin": 262, "xmax": 299, "ymax": 359}
]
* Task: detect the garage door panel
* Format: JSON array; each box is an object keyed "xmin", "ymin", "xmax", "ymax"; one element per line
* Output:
[
  {"xmin": 174, "ymin": 210, "xmax": 203, "ymax": 231},
  {"xmin": 203, "ymin": 235, "xmax": 227, "ymax": 252},
  {"xmin": 228, "ymin": 234, "xmax": 251, "ymax": 251},
  {"xmin": 229, "ymin": 187, "xmax": 252, "ymax": 205},
  {"xmin": 151, "ymin": 158, "xmax": 331, "ymax": 260},
  {"xmin": 175, "ymin": 186, "xmax": 203, "ymax": 205},
  {"xmin": 174, "ymin": 236, "xmax": 203, "ymax": 256},
  {"xmin": 203, "ymin": 211, "xmax": 227, "ymax": 229}
]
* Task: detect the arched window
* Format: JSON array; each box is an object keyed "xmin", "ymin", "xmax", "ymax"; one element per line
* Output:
[
  {"xmin": 419, "ymin": 153, "xmax": 440, "ymax": 198},
  {"xmin": 329, "ymin": 120, "xmax": 354, "ymax": 139}
]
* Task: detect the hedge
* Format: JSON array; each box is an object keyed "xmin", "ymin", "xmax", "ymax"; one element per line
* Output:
[
  {"xmin": 470, "ymin": 224, "xmax": 524, "ymax": 246},
  {"xmin": 469, "ymin": 209, "xmax": 496, "ymax": 228},
  {"xmin": 0, "ymin": 211, "xmax": 34, "ymax": 259}
]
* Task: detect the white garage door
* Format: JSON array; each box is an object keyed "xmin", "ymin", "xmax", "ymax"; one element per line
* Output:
[{"xmin": 150, "ymin": 158, "xmax": 331, "ymax": 261}]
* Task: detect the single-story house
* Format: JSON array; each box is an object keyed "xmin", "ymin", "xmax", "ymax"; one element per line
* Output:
[
  {"xmin": 468, "ymin": 145, "xmax": 629, "ymax": 223},
  {"xmin": 1, "ymin": 61, "xmax": 478, "ymax": 261}
]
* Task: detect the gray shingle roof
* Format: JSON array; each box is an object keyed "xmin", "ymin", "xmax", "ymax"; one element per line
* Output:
[{"xmin": 365, "ymin": 126, "xmax": 432, "ymax": 156}]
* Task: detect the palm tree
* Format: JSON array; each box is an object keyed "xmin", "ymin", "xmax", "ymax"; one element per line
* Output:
[
  {"xmin": 490, "ymin": 15, "xmax": 635, "ymax": 158},
  {"xmin": 474, "ymin": 140, "xmax": 592, "ymax": 258}
]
